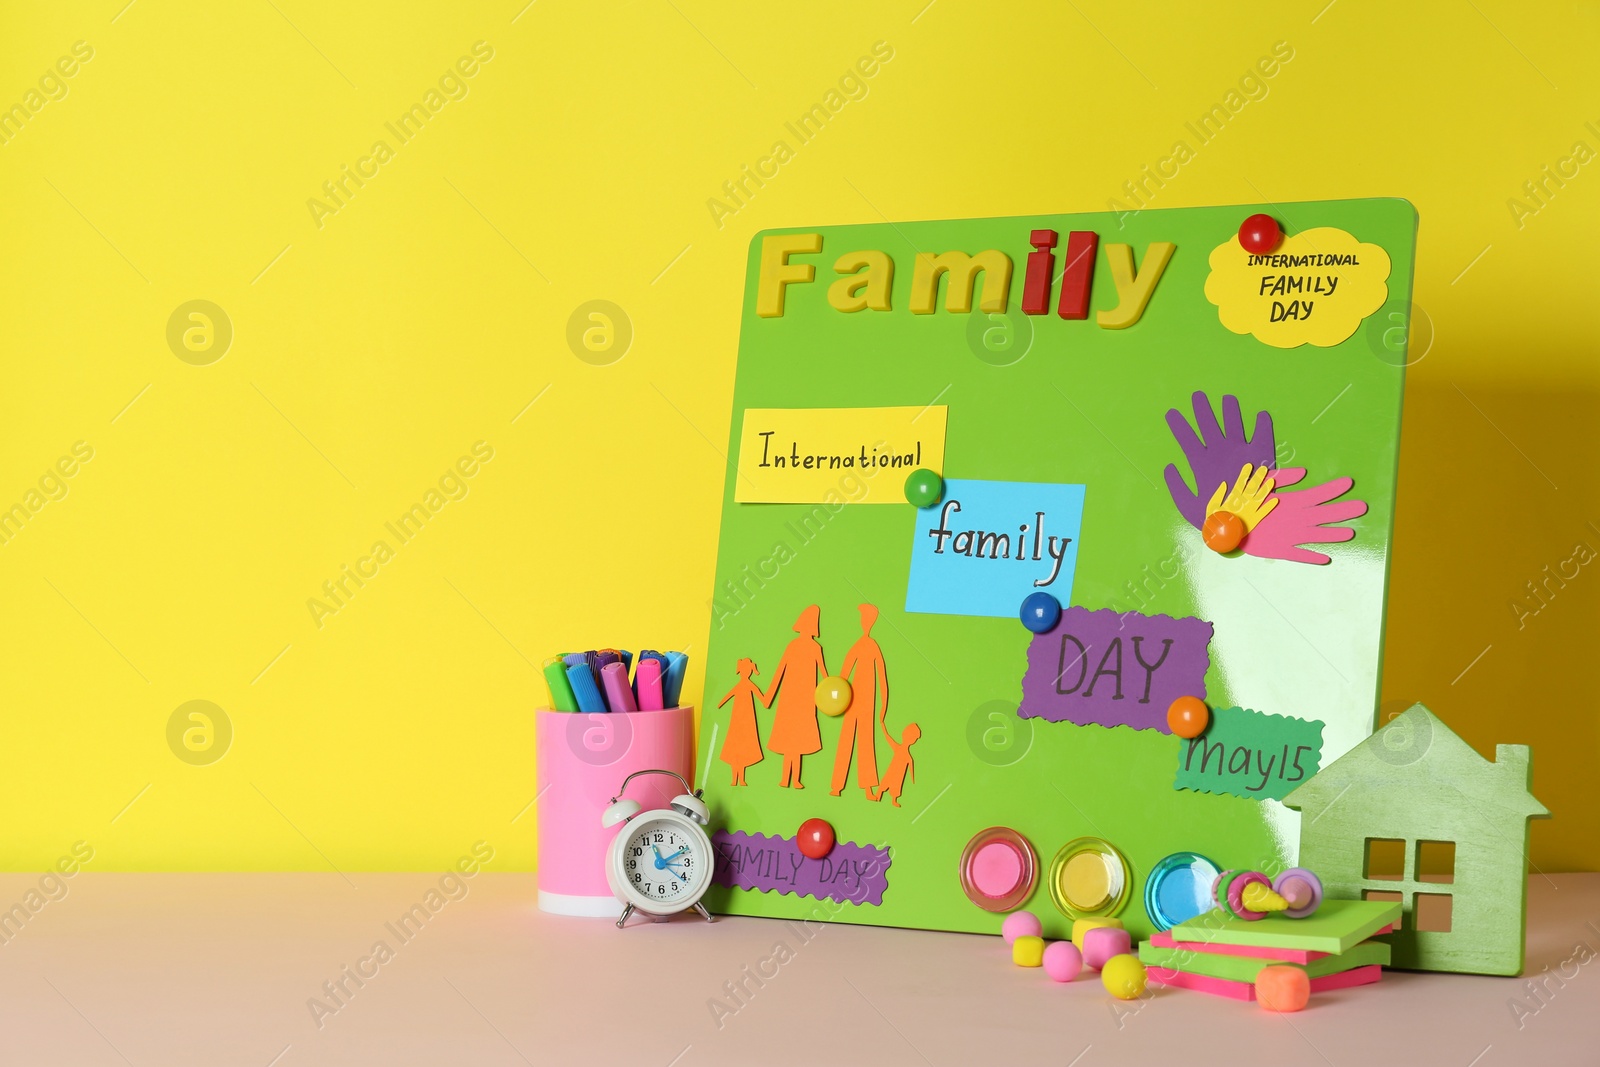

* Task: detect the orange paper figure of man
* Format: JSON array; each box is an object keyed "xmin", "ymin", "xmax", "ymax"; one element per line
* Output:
[
  {"xmin": 717, "ymin": 658, "xmax": 767, "ymax": 786},
  {"xmin": 763, "ymin": 605, "xmax": 828, "ymax": 789},
  {"xmin": 870, "ymin": 722, "xmax": 920, "ymax": 808},
  {"xmin": 831, "ymin": 604, "xmax": 887, "ymax": 798}
]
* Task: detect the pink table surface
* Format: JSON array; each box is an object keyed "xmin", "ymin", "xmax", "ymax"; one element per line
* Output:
[{"xmin": 0, "ymin": 872, "xmax": 1592, "ymax": 1066}]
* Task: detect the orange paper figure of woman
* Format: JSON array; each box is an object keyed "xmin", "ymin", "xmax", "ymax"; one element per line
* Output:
[
  {"xmin": 870, "ymin": 722, "xmax": 921, "ymax": 808},
  {"xmin": 831, "ymin": 604, "xmax": 887, "ymax": 798},
  {"xmin": 763, "ymin": 605, "xmax": 827, "ymax": 789},
  {"xmin": 717, "ymin": 658, "xmax": 767, "ymax": 786}
]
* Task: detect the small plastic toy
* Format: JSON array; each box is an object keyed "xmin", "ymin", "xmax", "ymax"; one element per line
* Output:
[
  {"xmin": 1101, "ymin": 954, "xmax": 1148, "ymax": 1000},
  {"xmin": 960, "ymin": 827, "xmax": 1039, "ymax": 913},
  {"xmin": 1012, "ymin": 935, "xmax": 1046, "ymax": 967},
  {"xmin": 796, "ymin": 818, "xmax": 835, "ymax": 860},
  {"xmin": 1213, "ymin": 869, "xmax": 1286, "ymax": 921},
  {"xmin": 1165, "ymin": 696, "xmax": 1210, "ymax": 739},
  {"xmin": 1255, "ymin": 964, "xmax": 1310, "ymax": 1012},
  {"xmin": 1082, "ymin": 926, "xmax": 1132, "ymax": 970},
  {"xmin": 1001, "ymin": 910, "xmax": 1043, "ymax": 944},
  {"xmin": 1042, "ymin": 941, "xmax": 1083, "ymax": 982},
  {"xmin": 1273, "ymin": 867, "xmax": 1323, "ymax": 919},
  {"xmin": 814, "ymin": 676, "xmax": 852, "ymax": 717},
  {"xmin": 1237, "ymin": 213, "xmax": 1282, "ymax": 255},
  {"xmin": 1019, "ymin": 591, "xmax": 1062, "ymax": 633},
  {"xmin": 903, "ymin": 468, "xmax": 943, "ymax": 508},
  {"xmin": 1050, "ymin": 838, "xmax": 1132, "ymax": 920}
]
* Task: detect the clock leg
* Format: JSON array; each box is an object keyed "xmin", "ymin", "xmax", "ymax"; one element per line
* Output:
[
  {"xmin": 615, "ymin": 903, "xmax": 634, "ymax": 929},
  {"xmin": 694, "ymin": 902, "xmax": 715, "ymax": 924}
]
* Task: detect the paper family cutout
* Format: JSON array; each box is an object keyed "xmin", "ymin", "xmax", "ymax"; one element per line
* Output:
[
  {"xmin": 1164, "ymin": 391, "xmax": 1367, "ymax": 565},
  {"xmin": 718, "ymin": 604, "xmax": 920, "ymax": 805}
]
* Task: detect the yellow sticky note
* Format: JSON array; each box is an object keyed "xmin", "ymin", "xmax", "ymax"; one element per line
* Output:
[
  {"xmin": 735, "ymin": 407, "xmax": 947, "ymax": 504},
  {"xmin": 1204, "ymin": 227, "xmax": 1390, "ymax": 348}
]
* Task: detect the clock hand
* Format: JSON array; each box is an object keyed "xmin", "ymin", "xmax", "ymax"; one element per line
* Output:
[
  {"xmin": 652, "ymin": 844, "xmax": 666, "ymax": 870},
  {"xmin": 662, "ymin": 847, "xmax": 688, "ymax": 865}
]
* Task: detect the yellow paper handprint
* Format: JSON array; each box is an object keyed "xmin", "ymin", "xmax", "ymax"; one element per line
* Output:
[{"xmin": 1206, "ymin": 462, "xmax": 1278, "ymax": 531}]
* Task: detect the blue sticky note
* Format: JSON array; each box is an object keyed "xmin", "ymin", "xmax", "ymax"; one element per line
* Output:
[{"xmin": 905, "ymin": 479, "xmax": 1085, "ymax": 618}]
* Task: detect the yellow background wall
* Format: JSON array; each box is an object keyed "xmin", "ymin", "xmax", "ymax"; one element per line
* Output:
[{"xmin": 1, "ymin": 1, "xmax": 1592, "ymax": 872}]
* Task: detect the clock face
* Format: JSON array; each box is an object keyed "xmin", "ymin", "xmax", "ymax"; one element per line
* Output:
[{"xmin": 620, "ymin": 816, "xmax": 710, "ymax": 909}]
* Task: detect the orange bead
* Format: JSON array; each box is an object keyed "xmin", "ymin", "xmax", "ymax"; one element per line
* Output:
[
  {"xmin": 1202, "ymin": 509, "xmax": 1246, "ymax": 553},
  {"xmin": 1167, "ymin": 696, "xmax": 1209, "ymax": 739}
]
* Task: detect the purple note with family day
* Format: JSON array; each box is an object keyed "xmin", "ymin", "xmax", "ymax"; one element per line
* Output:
[
  {"xmin": 712, "ymin": 830, "xmax": 890, "ymax": 906},
  {"xmin": 1019, "ymin": 606, "xmax": 1212, "ymax": 733}
]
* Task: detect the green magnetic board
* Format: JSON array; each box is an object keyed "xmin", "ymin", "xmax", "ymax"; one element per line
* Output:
[{"xmin": 701, "ymin": 199, "xmax": 1416, "ymax": 940}]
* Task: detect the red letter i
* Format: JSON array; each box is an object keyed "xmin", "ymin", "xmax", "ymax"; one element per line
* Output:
[{"xmin": 1021, "ymin": 229, "xmax": 1057, "ymax": 315}]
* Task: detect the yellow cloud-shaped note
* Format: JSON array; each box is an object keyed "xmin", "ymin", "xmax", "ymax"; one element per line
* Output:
[{"xmin": 1205, "ymin": 227, "xmax": 1390, "ymax": 349}]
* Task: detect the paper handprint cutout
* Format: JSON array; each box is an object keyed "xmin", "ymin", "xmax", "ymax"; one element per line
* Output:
[
  {"xmin": 1163, "ymin": 392, "xmax": 1277, "ymax": 530},
  {"xmin": 1165, "ymin": 392, "xmax": 1366, "ymax": 565},
  {"xmin": 1242, "ymin": 468, "xmax": 1367, "ymax": 566}
]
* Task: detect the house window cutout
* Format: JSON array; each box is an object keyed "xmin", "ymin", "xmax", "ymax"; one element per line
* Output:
[
  {"xmin": 1364, "ymin": 838, "xmax": 1405, "ymax": 881},
  {"xmin": 1414, "ymin": 892, "xmax": 1453, "ymax": 932},
  {"xmin": 1364, "ymin": 889, "xmax": 1404, "ymax": 930},
  {"xmin": 1416, "ymin": 840, "xmax": 1456, "ymax": 884}
]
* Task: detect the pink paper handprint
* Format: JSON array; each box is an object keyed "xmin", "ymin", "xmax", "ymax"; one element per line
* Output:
[
  {"xmin": 1163, "ymin": 391, "xmax": 1276, "ymax": 530},
  {"xmin": 1241, "ymin": 468, "xmax": 1368, "ymax": 565}
]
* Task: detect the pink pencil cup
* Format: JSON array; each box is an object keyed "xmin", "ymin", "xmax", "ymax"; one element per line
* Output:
[{"xmin": 534, "ymin": 706, "xmax": 696, "ymax": 916}]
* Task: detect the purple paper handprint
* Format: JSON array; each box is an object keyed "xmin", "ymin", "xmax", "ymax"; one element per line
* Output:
[
  {"xmin": 1242, "ymin": 468, "xmax": 1368, "ymax": 565},
  {"xmin": 1163, "ymin": 392, "xmax": 1276, "ymax": 530}
]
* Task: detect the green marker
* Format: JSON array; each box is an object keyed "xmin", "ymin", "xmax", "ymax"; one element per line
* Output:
[{"xmin": 542, "ymin": 657, "xmax": 578, "ymax": 712}]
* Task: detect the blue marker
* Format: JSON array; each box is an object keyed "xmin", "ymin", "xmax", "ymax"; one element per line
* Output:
[
  {"xmin": 619, "ymin": 650, "xmax": 634, "ymax": 672},
  {"xmin": 567, "ymin": 662, "xmax": 608, "ymax": 713},
  {"xmin": 662, "ymin": 651, "xmax": 688, "ymax": 709}
]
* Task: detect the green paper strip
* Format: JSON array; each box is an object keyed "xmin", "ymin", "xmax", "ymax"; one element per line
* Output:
[
  {"xmin": 1173, "ymin": 705, "xmax": 1325, "ymax": 801},
  {"xmin": 1169, "ymin": 898, "xmax": 1403, "ymax": 954},
  {"xmin": 1141, "ymin": 938, "xmax": 1391, "ymax": 983}
]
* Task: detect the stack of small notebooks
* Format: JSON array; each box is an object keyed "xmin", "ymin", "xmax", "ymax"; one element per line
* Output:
[{"xmin": 1139, "ymin": 899, "xmax": 1403, "ymax": 1001}]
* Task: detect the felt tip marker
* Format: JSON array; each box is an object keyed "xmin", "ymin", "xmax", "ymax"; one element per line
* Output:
[
  {"xmin": 567, "ymin": 662, "xmax": 608, "ymax": 713},
  {"xmin": 634, "ymin": 657, "xmax": 664, "ymax": 711},
  {"xmin": 542, "ymin": 657, "xmax": 578, "ymax": 712},
  {"xmin": 662, "ymin": 651, "xmax": 688, "ymax": 709},
  {"xmin": 601, "ymin": 661, "xmax": 638, "ymax": 714}
]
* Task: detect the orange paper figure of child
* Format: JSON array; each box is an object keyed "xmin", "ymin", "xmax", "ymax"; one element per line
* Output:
[
  {"xmin": 763, "ymin": 605, "xmax": 828, "ymax": 789},
  {"xmin": 716, "ymin": 658, "xmax": 768, "ymax": 786},
  {"xmin": 870, "ymin": 721, "xmax": 921, "ymax": 808},
  {"xmin": 831, "ymin": 604, "xmax": 887, "ymax": 799}
]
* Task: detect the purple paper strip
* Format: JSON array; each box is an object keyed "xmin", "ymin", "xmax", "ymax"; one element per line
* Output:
[
  {"xmin": 1019, "ymin": 606, "xmax": 1212, "ymax": 733},
  {"xmin": 712, "ymin": 830, "xmax": 890, "ymax": 906}
]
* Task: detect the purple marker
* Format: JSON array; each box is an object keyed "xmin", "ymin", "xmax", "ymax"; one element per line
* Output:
[{"xmin": 600, "ymin": 661, "xmax": 637, "ymax": 714}]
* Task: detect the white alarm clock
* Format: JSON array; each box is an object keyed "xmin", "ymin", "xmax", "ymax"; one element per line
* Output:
[{"xmin": 600, "ymin": 769, "xmax": 716, "ymax": 928}]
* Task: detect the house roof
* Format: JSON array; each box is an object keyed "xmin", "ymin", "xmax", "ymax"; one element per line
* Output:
[{"xmin": 1281, "ymin": 702, "xmax": 1549, "ymax": 820}]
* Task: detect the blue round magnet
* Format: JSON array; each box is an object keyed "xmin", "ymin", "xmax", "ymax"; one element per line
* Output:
[
  {"xmin": 1020, "ymin": 591, "xmax": 1062, "ymax": 633},
  {"xmin": 1144, "ymin": 851, "xmax": 1222, "ymax": 931}
]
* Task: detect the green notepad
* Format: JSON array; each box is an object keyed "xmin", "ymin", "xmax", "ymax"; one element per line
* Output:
[
  {"xmin": 1141, "ymin": 938, "xmax": 1391, "ymax": 983},
  {"xmin": 1168, "ymin": 899, "xmax": 1402, "ymax": 954}
]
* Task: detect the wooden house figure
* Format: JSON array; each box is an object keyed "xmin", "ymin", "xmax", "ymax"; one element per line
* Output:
[{"xmin": 1282, "ymin": 703, "xmax": 1549, "ymax": 976}]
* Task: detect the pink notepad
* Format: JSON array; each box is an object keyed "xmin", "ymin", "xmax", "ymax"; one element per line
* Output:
[
  {"xmin": 1147, "ymin": 926, "xmax": 1395, "ymax": 964},
  {"xmin": 1148, "ymin": 963, "xmax": 1384, "ymax": 1001}
]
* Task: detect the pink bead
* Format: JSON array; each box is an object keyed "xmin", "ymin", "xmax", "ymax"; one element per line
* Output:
[
  {"xmin": 1042, "ymin": 941, "xmax": 1083, "ymax": 982},
  {"xmin": 1001, "ymin": 911, "xmax": 1043, "ymax": 944},
  {"xmin": 1082, "ymin": 926, "xmax": 1132, "ymax": 970}
]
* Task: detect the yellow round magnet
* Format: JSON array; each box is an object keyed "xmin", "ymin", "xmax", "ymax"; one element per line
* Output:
[{"xmin": 1047, "ymin": 837, "xmax": 1132, "ymax": 921}]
